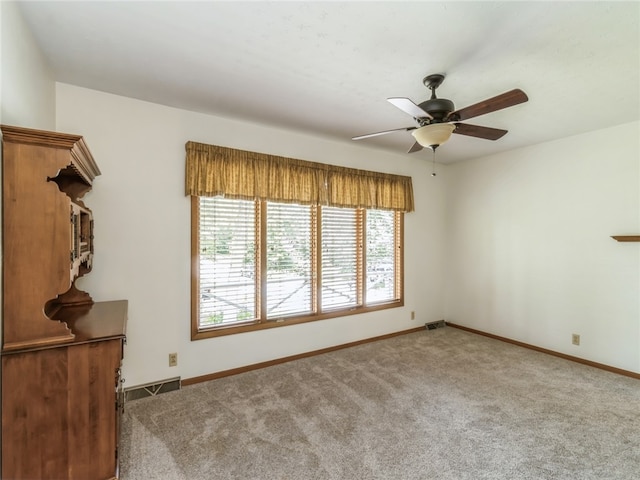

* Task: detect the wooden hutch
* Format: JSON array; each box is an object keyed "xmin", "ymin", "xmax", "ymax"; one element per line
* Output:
[{"xmin": 1, "ymin": 125, "xmax": 127, "ymax": 480}]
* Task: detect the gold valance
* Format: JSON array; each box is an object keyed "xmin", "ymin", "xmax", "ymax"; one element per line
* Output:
[{"xmin": 185, "ymin": 141, "xmax": 414, "ymax": 212}]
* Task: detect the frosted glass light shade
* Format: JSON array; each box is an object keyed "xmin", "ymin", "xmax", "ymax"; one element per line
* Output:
[{"xmin": 411, "ymin": 123, "xmax": 455, "ymax": 147}]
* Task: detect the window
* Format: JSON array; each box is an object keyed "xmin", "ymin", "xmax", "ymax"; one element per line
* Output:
[
  {"xmin": 321, "ymin": 206, "xmax": 358, "ymax": 310},
  {"xmin": 192, "ymin": 197, "xmax": 404, "ymax": 337},
  {"xmin": 186, "ymin": 141, "xmax": 413, "ymax": 338},
  {"xmin": 266, "ymin": 202, "xmax": 313, "ymax": 318},
  {"xmin": 198, "ymin": 197, "xmax": 256, "ymax": 327}
]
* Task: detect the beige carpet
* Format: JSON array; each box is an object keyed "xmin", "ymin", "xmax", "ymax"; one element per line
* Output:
[{"xmin": 119, "ymin": 327, "xmax": 640, "ymax": 479}]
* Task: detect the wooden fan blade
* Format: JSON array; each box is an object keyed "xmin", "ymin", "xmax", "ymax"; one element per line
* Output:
[
  {"xmin": 407, "ymin": 141, "xmax": 423, "ymax": 153},
  {"xmin": 448, "ymin": 89, "xmax": 528, "ymax": 122},
  {"xmin": 352, "ymin": 126, "xmax": 416, "ymax": 141},
  {"xmin": 453, "ymin": 123, "xmax": 508, "ymax": 140},
  {"xmin": 387, "ymin": 97, "xmax": 433, "ymax": 119}
]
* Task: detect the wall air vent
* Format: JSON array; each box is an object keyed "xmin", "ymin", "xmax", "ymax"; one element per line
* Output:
[
  {"xmin": 124, "ymin": 377, "xmax": 181, "ymax": 402},
  {"xmin": 425, "ymin": 320, "xmax": 446, "ymax": 330}
]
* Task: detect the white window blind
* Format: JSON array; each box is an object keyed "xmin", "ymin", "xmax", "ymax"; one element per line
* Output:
[
  {"xmin": 365, "ymin": 209, "xmax": 396, "ymax": 304},
  {"xmin": 321, "ymin": 206, "xmax": 358, "ymax": 310},
  {"xmin": 266, "ymin": 202, "xmax": 313, "ymax": 319},
  {"xmin": 199, "ymin": 197, "xmax": 256, "ymax": 327}
]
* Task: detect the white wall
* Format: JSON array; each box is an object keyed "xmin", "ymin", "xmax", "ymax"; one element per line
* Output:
[
  {"xmin": 445, "ymin": 121, "xmax": 640, "ymax": 373},
  {"xmin": 0, "ymin": 1, "xmax": 56, "ymax": 343},
  {"xmin": 56, "ymin": 83, "xmax": 446, "ymax": 387},
  {"xmin": 0, "ymin": 1, "xmax": 55, "ymax": 129},
  {"xmin": 7, "ymin": 0, "xmax": 637, "ymax": 382}
]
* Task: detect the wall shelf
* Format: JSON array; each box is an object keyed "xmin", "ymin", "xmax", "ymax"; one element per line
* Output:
[{"xmin": 611, "ymin": 236, "xmax": 640, "ymax": 242}]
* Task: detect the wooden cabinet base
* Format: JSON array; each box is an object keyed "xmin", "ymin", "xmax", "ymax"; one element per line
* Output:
[{"xmin": 1, "ymin": 304, "xmax": 127, "ymax": 480}]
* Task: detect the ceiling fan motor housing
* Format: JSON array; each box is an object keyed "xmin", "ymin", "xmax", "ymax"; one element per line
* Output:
[{"xmin": 418, "ymin": 98, "xmax": 455, "ymax": 122}]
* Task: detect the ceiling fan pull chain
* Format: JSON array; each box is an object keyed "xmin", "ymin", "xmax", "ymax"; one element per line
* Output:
[{"xmin": 431, "ymin": 147, "xmax": 437, "ymax": 177}]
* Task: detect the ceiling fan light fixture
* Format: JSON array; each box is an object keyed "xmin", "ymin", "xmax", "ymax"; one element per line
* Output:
[{"xmin": 411, "ymin": 123, "xmax": 456, "ymax": 148}]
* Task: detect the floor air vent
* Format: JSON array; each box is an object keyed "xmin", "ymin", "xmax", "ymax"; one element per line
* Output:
[
  {"xmin": 425, "ymin": 320, "xmax": 446, "ymax": 330},
  {"xmin": 124, "ymin": 377, "xmax": 181, "ymax": 402}
]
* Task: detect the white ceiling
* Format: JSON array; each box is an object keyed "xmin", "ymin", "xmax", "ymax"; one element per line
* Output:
[{"xmin": 17, "ymin": 1, "xmax": 640, "ymax": 163}]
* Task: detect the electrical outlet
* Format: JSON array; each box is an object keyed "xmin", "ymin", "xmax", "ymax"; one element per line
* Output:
[
  {"xmin": 571, "ymin": 334, "xmax": 580, "ymax": 346},
  {"xmin": 169, "ymin": 352, "xmax": 178, "ymax": 367},
  {"xmin": 411, "ymin": 311, "xmax": 415, "ymax": 320}
]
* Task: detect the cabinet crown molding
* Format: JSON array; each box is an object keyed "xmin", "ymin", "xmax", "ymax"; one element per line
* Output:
[{"xmin": 1, "ymin": 124, "xmax": 101, "ymax": 183}]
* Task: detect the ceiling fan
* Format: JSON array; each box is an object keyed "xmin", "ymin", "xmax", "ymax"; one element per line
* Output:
[{"xmin": 352, "ymin": 74, "xmax": 528, "ymax": 153}]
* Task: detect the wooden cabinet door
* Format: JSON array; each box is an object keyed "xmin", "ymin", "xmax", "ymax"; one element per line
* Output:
[
  {"xmin": 1, "ymin": 339, "xmax": 122, "ymax": 480},
  {"xmin": 67, "ymin": 340, "xmax": 122, "ymax": 479}
]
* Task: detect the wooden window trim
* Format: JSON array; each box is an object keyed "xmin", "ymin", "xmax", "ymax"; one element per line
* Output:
[{"xmin": 191, "ymin": 197, "xmax": 404, "ymax": 340}]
